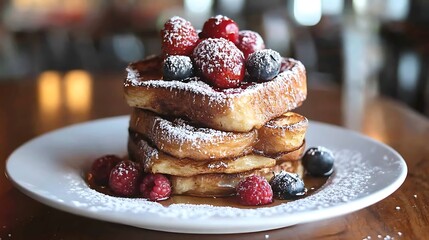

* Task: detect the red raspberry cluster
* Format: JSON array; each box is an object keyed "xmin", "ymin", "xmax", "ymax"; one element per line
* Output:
[
  {"xmin": 89, "ymin": 155, "xmax": 308, "ymax": 205},
  {"xmin": 161, "ymin": 15, "xmax": 268, "ymax": 89},
  {"xmin": 89, "ymin": 155, "xmax": 171, "ymax": 201}
]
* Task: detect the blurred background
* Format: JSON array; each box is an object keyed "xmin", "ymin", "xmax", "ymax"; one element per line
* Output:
[{"xmin": 1, "ymin": 0, "xmax": 429, "ymax": 116}]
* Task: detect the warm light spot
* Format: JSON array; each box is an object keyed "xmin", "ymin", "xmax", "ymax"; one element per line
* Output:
[
  {"xmin": 364, "ymin": 131, "xmax": 385, "ymax": 142},
  {"xmin": 12, "ymin": 0, "xmax": 58, "ymax": 11},
  {"xmin": 12, "ymin": 0, "xmax": 92, "ymax": 12},
  {"xmin": 64, "ymin": 70, "xmax": 92, "ymax": 116},
  {"xmin": 37, "ymin": 71, "xmax": 62, "ymax": 116},
  {"xmin": 363, "ymin": 103, "xmax": 387, "ymax": 143}
]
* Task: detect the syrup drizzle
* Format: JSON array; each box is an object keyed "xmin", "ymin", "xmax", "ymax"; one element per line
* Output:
[{"xmin": 86, "ymin": 171, "xmax": 328, "ymax": 209}]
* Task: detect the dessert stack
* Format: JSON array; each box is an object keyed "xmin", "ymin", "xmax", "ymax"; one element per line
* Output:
[{"xmin": 123, "ymin": 15, "xmax": 308, "ymax": 197}]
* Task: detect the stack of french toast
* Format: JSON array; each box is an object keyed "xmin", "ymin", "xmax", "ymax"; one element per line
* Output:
[{"xmin": 123, "ymin": 15, "xmax": 308, "ymax": 197}]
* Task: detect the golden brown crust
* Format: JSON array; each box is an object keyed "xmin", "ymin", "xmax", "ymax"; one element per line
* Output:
[
  {"xmin": 124, "ymin": 56, "xmax": 307, "ymax": 132},
  {"xmin": 129, "ymin": 109, "xmax": 256, "ymax": 160},
  {"xmin": 274, "ymin": 140, "xmax": 306, "ymax": 161},
  {"xmin": 129, "ymin": 109, "xmax": 307, "ymax": 160},
  {"xmin": 128, "ymin": 134, "xmax": 276, "ymax": 177},
  {"xmin": 253, "ymin": 112, "xmax": 308, "ymax": 155}
]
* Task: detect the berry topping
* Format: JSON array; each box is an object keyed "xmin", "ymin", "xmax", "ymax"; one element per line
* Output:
[
  {"xmin": 236, "ymin": 175, "xmax": 273, "ymax": 206},
  {"xmin": 270, "ymin": 171, "xmax": 306, "ymax": 200},
  {"xmin": 246, "ymin": 49, "xmax": 282, "ymax": 82},
  {"xmin": 89, "ymin": 155, "xmax": 122, "ymax": 186},
  {"xmin": 140, "ymin": 173, "xmax": 171, "ymax": 201},
  {"xmin": 109, "ymin": 160, "xmax": 141, "ymax": 197},
  {"xmin": 161, "ymin": 16, "xmax": 199, "ymax": 56},
  {"xmin": 237, "ymin": 30, "xmax": 265, "ymax": 59},
  {"xmin": 193, "ymin": 38, "xmax": 245, "ymax": 88},
  {"xmin": 200, "ymin": 15, "xmax": 240, "ymax": 44},
  {"xmin": 163, "ymin": 55, "xmax": 194, "ymax": 80},
  {"xmin": 302, "ymin": 147, "xmax": 335, "ymax": 177}
]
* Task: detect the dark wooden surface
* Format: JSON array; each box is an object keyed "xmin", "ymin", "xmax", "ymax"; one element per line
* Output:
[{"xmin": 1, "ymin": 73, "xmax": 428, "ymax": 239}]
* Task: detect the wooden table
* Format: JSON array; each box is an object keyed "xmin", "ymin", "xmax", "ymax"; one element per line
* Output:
[{"xmin": 1, "ymin": 72, "xmax": 428, "ymax": 239}]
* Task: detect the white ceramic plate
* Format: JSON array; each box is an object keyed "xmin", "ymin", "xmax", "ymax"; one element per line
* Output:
[{"xmin": 6, "ymin": 116, "xmax": 407, "ymax": 234}]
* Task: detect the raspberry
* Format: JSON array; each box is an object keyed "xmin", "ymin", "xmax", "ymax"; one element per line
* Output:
[
  {"xmin": 140, "ymin": 173, "xmax": 171, "ymax": 201},
  {"xmin": 236, "ymin": 175, "xmax": 273, "ymax": 206},
  {"xmin": 109, "ymin": 160, "xmax": 141, "ymax": 197},
  {"xmin": 161, "ymin": 16, "xmax": 199, "ymax": 56},
  {"xmin": 193, "ymin": 38, "xmax": 245, "ymax": 88},
  {"xmin": 200, "ymin": 15, "xmax": 239, "ymax": 44},
  {"xmin": 89, "ymin": 155, "xmax": 122, "ymax": 186},
  {"xmin": 237, "ymin": 30, "xmax": 265, "ymax": 59}
]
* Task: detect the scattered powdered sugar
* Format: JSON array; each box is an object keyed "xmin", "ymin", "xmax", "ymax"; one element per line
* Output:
[
  {"xmin": 207, "ymin": 161, "xmax": 228, "ymax": 169},
  {"xmin": 132, "ymin": 77, "xmax": 230, "ymax": 103},
  {"xmin": 66, "ymin": 149, "xmax": 376, "ymax": 219},
  {"xmin": 155, "ymin": 117, "xmax": 231, "ymax": 144},
  {"xmin": 213, "ymin": 15, "xmax": 230, "ymax": 25}
]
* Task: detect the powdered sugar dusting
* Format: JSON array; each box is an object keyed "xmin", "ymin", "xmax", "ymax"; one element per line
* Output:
[
  {"xmin": 67, "ymin": 149, "xmax": 375, "ymax": 219},
  {"xmin": 213, "ymin": 15, "xmax": 230, "ymax": 25},
  {"xmin": 240, "ymin": 30, "xmax": 264, "ymax": 48},
  {"xmin": 162, "ymin": 16, "xmax": 198, "ymax": 49},
  {"xmin": 125, "ymin": 57, "xmax": 306, "ymax": 115},
  {"xmin": 193, "ymin": 38, "xmax": 244, "ymax": 77},
  {"xmin": 238, "ymin": 30, "xmax": 265, "ymax": 58},
  {"xmin": 155, "ymin": 117, "xmax": 230, "ymax": 144},
  {"xmin": 130, "ymin": 77, "xmax": 230, "ymax": 102},
  {"xmin": 247, "ymin": 49, "xmax": 282, "ymax": 78}
]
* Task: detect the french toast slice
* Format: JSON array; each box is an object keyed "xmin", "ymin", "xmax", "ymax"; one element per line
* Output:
[
  {"xmin": 129, "ymin": 108, "xmax": 307, "ymax": 160},
  {"xmin": 170, "ymin": 160, "xmax": 304, "ymax": 197},
  {"xmin": 124, "ymin": 56, "xmax": 307, "ymax": 132},
  {"xmin": 128, "ymin": 133, "xmax": 277, "ymax": 177},
  {"xmin": 129, "ymin": 108, "xmax": 256, "ymax": 160}
]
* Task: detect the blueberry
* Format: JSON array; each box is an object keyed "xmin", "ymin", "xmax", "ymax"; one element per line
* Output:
[
  {"xmin": 246, "ymin": 49, "xmax": 281, "ymax": 81},
  {"xmin": 270, "ymin": 171, "xmax": 306, "ymax": 200},
  {"xmin": 302, "ymin": 147, "xmax": 335, "ymax": 177},
  {"xmin": 163, "ymin": 55, "xmax": 194, "ymax": 80}
]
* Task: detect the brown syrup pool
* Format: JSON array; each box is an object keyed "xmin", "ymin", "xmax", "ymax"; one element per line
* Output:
[{"xmin": 86, "ymin": 173, "xmax": 328, "ymax": 209}]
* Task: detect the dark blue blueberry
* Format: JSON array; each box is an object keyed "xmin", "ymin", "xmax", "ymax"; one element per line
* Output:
[
  {"xmin": 163, "ymin": 55, "xmax": 194, "ymax": 80},
  {"xmin": 246, "ymin": 49, "xmax": 281, "ymax": 81},
  {"xmin": 302, "ymin": 147, "xmax": 335, "ymax": 177},
  {"xmin": 270, "ymin": 171, "xmax": 306, "ymax": 200}
]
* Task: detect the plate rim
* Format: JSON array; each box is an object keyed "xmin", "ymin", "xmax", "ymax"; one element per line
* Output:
[{"xmin": 5, "ymin": 116, "xmax": 408, "ymax": 234}]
